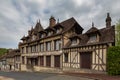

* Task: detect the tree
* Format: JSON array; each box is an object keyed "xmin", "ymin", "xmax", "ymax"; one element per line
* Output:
[
  {"xmin": 0, "ymin": 48, "xmax": 8, "ymax": 56},
  {"xmin": 115, "ymin": 20, "xmax": 120, "ymax": 46}
]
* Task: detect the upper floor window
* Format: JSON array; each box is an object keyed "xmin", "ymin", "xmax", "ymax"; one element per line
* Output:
[
  {"xmin": 40, "ymin": 43, "xmax": 44, "ymax": 52},
  {"xmin": 26, "ymin": 46, "xmax": 28, "ymax": 53},
  {"xmin": 21, "ymin": 47, "xmax": 24, "ymax": 53},
  {"xmin": 88, "ymin": 34, "xmax": 97, "ymax": 43},
  {"xmin": 16, "ymin": 56, "xmax": 20, "ymax": 61},
  {"xmin": 46, "ymin": 42, "xmax": 51, "ymax": 51},
  {"xmin": 54, "ymin": 39, "xmax": 61, "ymax": 50},
  {"xmin": 31, "ymin": 45, "xmax": 36, "ymax": 52}
]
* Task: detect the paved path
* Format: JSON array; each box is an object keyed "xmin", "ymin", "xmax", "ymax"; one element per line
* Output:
[{"xmin": 0, "ymin": 71, "xmax": 94, "ymax": 80}]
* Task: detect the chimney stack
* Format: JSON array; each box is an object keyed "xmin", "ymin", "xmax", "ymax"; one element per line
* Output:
[
  {"xmin": 106, "ymin": 13, "xmax": 112, "ymax": 28},
  {"xmin": 49, "ymin": 16, "xmax": 56, "ymax": 27}
]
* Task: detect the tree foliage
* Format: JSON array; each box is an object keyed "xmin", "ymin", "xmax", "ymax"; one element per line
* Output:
[
  {"xmin": 0, "ymin": 48, "xmax": 8, "ymax": 56},
  {"xmin": 107, "ymin": 46, "xmax": 120, "ymax": 75},
  {"xmin": 115, "ymin": 20, "xmax": 120, "ymax": 46}
]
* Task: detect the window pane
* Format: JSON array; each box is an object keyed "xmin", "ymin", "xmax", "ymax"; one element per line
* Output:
[
  {"xmin": 71, "ymin": 39, "xmax": 77, "ymax": 45},
  {"xmin": 89, "ymin": 34, "xmax": 97, "ymax": 43},
  {"xmin": 64, "ymin": 53, "xmax": 68, "ymax": 62},
  {"xmin": 46, "ymin": 42, "xmax": 51, "ymax": 51},
  {"xmin": 40, "ymin": 43, "xmax": 44, "ymax": 52},
  {"xmin": 54, "ymin": 40, "xmax": 61, "ymax": 50}
]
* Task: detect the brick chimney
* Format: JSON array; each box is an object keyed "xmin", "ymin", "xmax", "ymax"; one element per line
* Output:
[
  {"xmin": 106, "ymin": 13, "xmax": 112, "ymax": 28},
  {"xmin": 49, "ymin": 16, "xmax": 56, "ymax": 27}
]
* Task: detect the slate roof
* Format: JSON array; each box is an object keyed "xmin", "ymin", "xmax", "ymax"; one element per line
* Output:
[
  {"xmin": 60, "ymin": 17, "xmax": 83, "ymax": 34},
  {"xmin": 20, "ymin": 17, "xmax": 83, "ymax": 44},
  {"xmin": 86, "ymin": 27, "xmax": 99, "ymax": 34},
  {"xmin": 63, "ymin": 25, "xmax": 115, "ymax": 48},
  {"xmin": 34, "ymin": 22, "xmax": 44, "ymax": 33},
  {"xmin": 6, "ymin": 49, "xmax": 20, "ymax": 58}
]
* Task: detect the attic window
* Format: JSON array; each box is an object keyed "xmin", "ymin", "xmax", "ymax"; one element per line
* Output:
[
  {"xmin": 71, "ymin": 39, "xmax": 77, "ymax": 45},
  {"xmin": 47, "ymin": 31, "xmax": 52, "ymax": 36},
  {"xmin": 32, "ymin": 35, "xmax": 36, "ymax": 41},
  {"xmin": 56, "ymin": 28, "xmax": 61, "ymax": 33},
  {"xmin": 88, "ymin": 34, "xmax": 97, "ymax": 43},
  {"xmin": 41, "ymin": 34, "xmax": 44, "ymax": 38}
]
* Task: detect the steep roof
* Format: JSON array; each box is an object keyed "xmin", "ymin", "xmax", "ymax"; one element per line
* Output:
[
  {"xmin": 6, "ymin": 49, "xmax": 20, "ymax": 58},
  {"xmin": 34, "ymin": 22, "xmax": 44, "ymax": 32},
  {"xmin": 60, "ymin": 17, "xmax": 83, "ymax": 33},
  {"xmin": 63, "ymin": 26, "xmax": 115, "ymax": 48},
  {"xmin": 44, "ymin": 17, "xmax": 83, "ymax": 34},
  {"xmin": 86, "ymin": 27, "xmax": 99, "ymax": 34}
]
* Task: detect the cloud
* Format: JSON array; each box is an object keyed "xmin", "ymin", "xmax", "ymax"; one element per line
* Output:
[{"xmin": 0, "ymin": 0, "xmax": 120, "ymax": 48}]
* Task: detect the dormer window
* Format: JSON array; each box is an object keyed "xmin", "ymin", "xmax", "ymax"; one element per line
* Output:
[
  {"xmin": 71, "ymin": 39, "xmax": 77, "ymax": 45},
  {"xmin": 56, "ymin": 28, "xmax": 61, "ymax": 33},
  {"xmin": 41, "ymin": 34, "xmax": 44, "ymax": 38},
  {"xmin": 47, "ymin": 31, "xmax": 53, "ymax": 36},
  {"xmin": 48, "ymin": 32, "xmax": 51, "ymax": 36},
  {"xmin": 32, "ymin": 35, "xmax": 36, "ymax": 41},
  {"xmin": 88, "ymin": 34, "xmax": 97, "ymax": 43}
]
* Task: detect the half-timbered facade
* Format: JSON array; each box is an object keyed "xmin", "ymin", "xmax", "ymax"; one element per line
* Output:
[
  {"xmin": 19, "ymin": 13, "xmax": 115, "ymax": 73},
  {"xmin": 62, "ymin": 13, "xmax": 115, "ymax": 73}
]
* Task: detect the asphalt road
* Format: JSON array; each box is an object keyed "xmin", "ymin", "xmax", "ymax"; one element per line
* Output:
[{"xmin": 0, "ymin": 71, "xmax": 94, "ymax": 80}]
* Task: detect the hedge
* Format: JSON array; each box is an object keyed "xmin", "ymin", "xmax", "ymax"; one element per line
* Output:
[{"xmin": 107, "ymin": 46, "xmax": 120, "ymax": 75}]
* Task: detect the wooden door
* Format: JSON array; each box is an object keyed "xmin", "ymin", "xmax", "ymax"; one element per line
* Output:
[
  {"xmin": 54, "ymin": 55, "xmax": 60, "ymax": 67},
  {"xmin": 80, "ymin": 52, "xmax": 92, "ymax": 69},
  {"xmin": 40, "ymin": 56, "xmax": 44, "ymax": 66},
  {"xmin": 46, "ymin": 56, "xmax": 51, "ymax": 67}
]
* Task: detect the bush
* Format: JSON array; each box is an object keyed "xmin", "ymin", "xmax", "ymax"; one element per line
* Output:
[{"xmin": 107, "ymin": 46, "xmax": 120, "ymax": 75}]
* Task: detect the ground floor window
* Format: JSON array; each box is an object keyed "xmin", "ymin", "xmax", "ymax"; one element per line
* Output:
[
  {"xmin": 22, "ymin": 56, "xmax": 25, "ymax": 64},
  {"xmin": 64, "ymin": 53, "xmax": 68, "ymax": 63}
]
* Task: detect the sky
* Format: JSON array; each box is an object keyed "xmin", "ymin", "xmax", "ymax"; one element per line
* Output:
[{"xmin": 0, "ymin": 0, "xmax": 120, "ymax": 49}]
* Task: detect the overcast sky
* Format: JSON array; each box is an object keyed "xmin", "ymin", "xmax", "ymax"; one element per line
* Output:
[{"xmin": 0, "ymin": 0, "xmax": 120, "ymax": 49}]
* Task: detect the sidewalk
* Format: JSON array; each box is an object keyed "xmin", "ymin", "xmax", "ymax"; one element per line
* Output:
[
  {"xmin": 63, "ymin": 72, "xmax": 120, "ymax": 80},
  {"xmin": 0, "ymin": 76, "xmax": 14, "ymax": 80}
]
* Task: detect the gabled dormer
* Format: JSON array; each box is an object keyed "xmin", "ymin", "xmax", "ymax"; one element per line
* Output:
[
  {"xmin": 39, "ymin": 30, "xmax": 46, "ymax": 38},
  {"xmin": 86, "ymin": 23, "xmax": 100, "ymax": 43},
  {"xmin": 21, "ymin": 35, "xmax": 26, "ymax": 43}
]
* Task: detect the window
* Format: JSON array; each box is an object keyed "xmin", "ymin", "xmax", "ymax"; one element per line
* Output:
[
  {"xmin": 26, "ymin": 46, "xmax": 28, "ymax": 53},
  {"xmin": 31, "ymin": 45, "xmax": 36, "ymax": 52},
  {"xmin": 35, "ymin": 58, "xmax": 38, "ymax": 66},
  {"xmin": 41, "ymin": 34, "xmax": 44, "ymax": 38},
  {"xmin": 32, "ymin": 35, "xmax": 36, "ymax": 41},
  {"xmin": 40, "ymin": 43, "xmax": 44, "ymax": 52},
  {"xmin": 46, "ymin": 42, "xmax": 51, "ymax": 51},
  {"xmin": 54, "ymin": 39, "xmax": 61, "ymax": 50},
  {"xmin": 21, "ymin": 47, "xmax": 24, "ymax": 53},
  {"xmin": 47, "ymin": 31, "xmax": 51, "ymax": 36},
  {"xmin": 71, "ymin": 39, "xmax": 77, "ymax": 45},
  {"xmin": 88, "ymin": 34, "xmax": 97, "ymax": 43},
  {"xmin": 16, "ymin": 56, "xmax": 20, "ymax": 61},
  {"xmin": 22, "ymin": 56, "xmax": 24, "ymax": 64},
  {"xmin": 56, "ymin": 28, "xmax": 61, "ymax": 33},
  {"xmin": 64, "ymin": 53, "xmax": 68, "ymax": 63}
]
